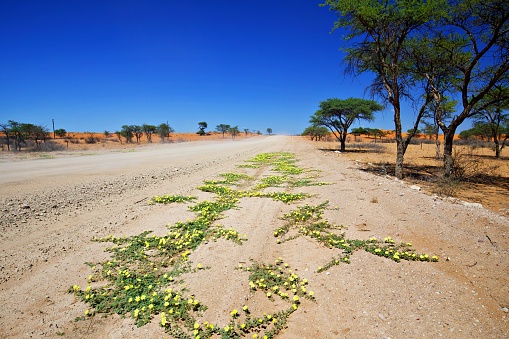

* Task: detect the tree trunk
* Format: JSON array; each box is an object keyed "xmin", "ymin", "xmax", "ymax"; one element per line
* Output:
[
  {"xmin": 395, "ymin": 139, "xmax": 405, "ymax": 179},
  {"xmin": 494, "ymin": 139, "xmax": 500, "ymax": 158},
  {"xmin": 393, "ymin": 101, "xmax": 405, "ymax": 179},
  {"xmin": 340, "ymin": 136, "xmax": 346, "ymax": 151},
  {"xmin": 435, "ymin": 139, "xmax": 441, "ymax": 160},
  {"xmin": 443, "ymin": 131, "xmax": 455, "ymax": 178}
]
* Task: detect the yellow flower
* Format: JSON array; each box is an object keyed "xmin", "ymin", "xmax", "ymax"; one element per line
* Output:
[
  {"xmin": 230, "ymin": 309, "xmax": 238, "ymax": 317},
  {"xmin": 194, "ymin": 322, "xmax": 200, "ymax": 329}
]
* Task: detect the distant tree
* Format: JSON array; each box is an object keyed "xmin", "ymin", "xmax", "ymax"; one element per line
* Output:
[
  {"xmin": 131, "ymin": 125, "xmax": 143, "ymax": 144},
  {"xmin": 103, "ymin": 130, "xmax": 110, "ymax": 138},
  {"xmin": 121, "ymin": 125, "xmax": 133, "ymax": 143},
  {"xmin": 422, "ymin": 96, "xmax": 456, "ymax": 159},
  {"xmin": 256, "ymin": 130, "xmax": 262, "ymax": 135},
  {"xmin": 368, "ymin": 128, "xmax": 386, "ymax": 143},
  {"xmin": 458, "ymin": 129, "xmax": 474, "ymax": 140},
  {"xmin": 114, "ymin": 131, "xmax": 122, "ymax": 144},
  {"xmin": 0, "ymin": 123, "xmax": 11, "ymax": 151},
  {"xmin": 197, "ymin": 121, "xmax": 208, "ymax": 136},
  {"xmin": 421, "ymin": 123, "xmax": 436, "ymax": 141},
  {"xmin": 157, "ymin": 123, "xmax": 174, "ymax": 142},
  {"xmin": 407, "ymin": 128, "xmax": 422, "ymax": 137},
  {"xmin": 350, "ymin": 127, "xmax": 368, "ymax": 141},
  {"xmin": 55, "ymin": 128, "xmax": 67, "ymax": 138},
  {"xmin": 32, "ymin": 124, "xmax": 50, "ymax": 146},
  {"xmin": 302, "ymin": 126, "xmax": 330, "ymax": 141},
  {"xmin": 8, "ymin": 120, "xmax": 29, "ymax": 151},
  {"xmin": 474, "ymin": 87, "xmax": 509, "ymax": 158},
  {"xmin": 142, "ymin": 124, "xmax": 157, "ymax": 143},
  {"xmin": 216, "ymin": 124, "xmax": 230, "ymax": 138},
  {"xmin": 310, "ymin": 98, "xmax": 382, "ymax": 151},
  {"xmin": 229, "ymin": 126, "xmax": 240, "ymax": 139},
  {"xmin": 459, "ymin": 123, "xmax": 492, "ymax": 141},
  {"xmin": 266, "ymin": 128, "xmax": 273, "ymax": 136},
  {"xmin": 244, "ymin": 128, "xmax": 249, "ymax": 137}
]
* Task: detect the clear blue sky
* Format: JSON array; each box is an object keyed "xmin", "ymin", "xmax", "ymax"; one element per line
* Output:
[{"xmin": 2, "ymin": 1, "xmax": 417, "ymax": 135}]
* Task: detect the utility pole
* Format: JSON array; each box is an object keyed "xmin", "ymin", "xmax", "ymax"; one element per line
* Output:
[{"xmin": 52, "ymin": 119, "xmax": 55, "ymax": 139}]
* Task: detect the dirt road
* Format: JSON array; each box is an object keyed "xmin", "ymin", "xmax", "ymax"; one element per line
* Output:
[{"xmin": 0, "ymin": 136, "xmax": 507, "ymax": 338}]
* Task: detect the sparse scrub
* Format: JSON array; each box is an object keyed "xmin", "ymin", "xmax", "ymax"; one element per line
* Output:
[
  {"xmin": 432, "ymin": 177, "xmax": 460, "ymax": 197},
  {"xmin": 27, "ymin": 141, "xmax": 65, "ymax": 152},
  {"xmin": 347, "ymin": 142, "xmax": 386, "ymax": 153},
  {"xmin": 451, "ymin": 148, "xmax": 497, "ymax": 181}
]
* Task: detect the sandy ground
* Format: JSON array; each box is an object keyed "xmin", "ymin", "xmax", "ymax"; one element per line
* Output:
[{"xmin": 0, "ymin": 136, "xmax": 508, "ymax": 338}]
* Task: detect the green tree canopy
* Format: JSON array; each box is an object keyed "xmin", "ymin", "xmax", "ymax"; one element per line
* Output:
[
  {"xmin": 197, "ymin": 122, "xmax": 207, "ymax": 136},
  {"xmin": 323, "ymin": 0, "xmax": 447, "ymax": 177},
  {"xmin": 229, "ymin": 126, "xmax": 240, "ymax": 139},
  {"xmin": 157, "ymin": 123, "xmax": 174, "ymax": 142},
  {"xmin": 142, "ymin": 124, "xmax": 157, "ymax": 143},
  {"xmin": 302, "ymin": 125, "xmax": 330, "ymax": 141},
  {"xmin": 215, "ymin": 124, "xmax": 230, "ymax": 138},
  {"xmin": 310, "ymin": 97, "xmax": 382, "ymax": 151}
]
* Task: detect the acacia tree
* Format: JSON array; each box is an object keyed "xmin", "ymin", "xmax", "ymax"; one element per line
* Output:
[
  {"xmin": 423, "ymin": 1, "xmax": 509, "ymax": 176},
  {"xmin": 30, "ymin": 124, "xmax": 50, "ymax": 146},
  {"xmin": 0, "ymin": 123, "xmax": 11, "ymax": 150},
  {"xmin": 8, "ymin": 121, "xmax": 29, "ymax": 150},
  {"xmin": 324, "ymin": 0, "xmax": 445, "ymax": 178},
  {"xmin": 229, "ymin": 126, "xmax": 240, "ymax": 139},
  {"xmin": 121, "ymin": 125, "xmax": 133, "ymax": 143},
  {"xmin": 474, "ymin": 87, "xmax": 509, "ymax": 158},
  {"xmin": 310, "ymin": 98, "xmax": 382, "ymax": 151},
  {"xmin": 142, "ymin": 124, "xmax": 157, "ymax": 143},
  {"xmin": 157, "ymin": 123, "xmax": 174, "ymax": 142},
  {"xmin": 266, "ymin": 128, "xmax": 273, "ymax": 135},
  {"xmin": 368, "ymin": 128, "xmax": 386, "ymax": 143},
  {"xmin": 215, "ymin": 124, "xmax": 230, "ymax": 138},
  {"xmin": 197, "ymin": 122, "xmax": 207, "ymax": 136},
  {"xmin": 244, "ymin": 128, "xmax": 249, "ymax": 137},
  {"xmin": 420, "ymin": 95, "xmax": 456, "ymax": 159},
  {"xmin": 114, "ymin": 131, "xmax": 122, "ymax": 144},
  {"xmin": 302, "ymin": 126, "xmax": 330, "ymax": 141},
  {"xmin": 131, "ymin": 125, "xmax": 143, "ymax": 144}
]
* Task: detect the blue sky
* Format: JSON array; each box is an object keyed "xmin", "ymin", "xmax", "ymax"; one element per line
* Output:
[{"xmin": 2, "ymin": 1, "xmax": 417, "ymax": 135}]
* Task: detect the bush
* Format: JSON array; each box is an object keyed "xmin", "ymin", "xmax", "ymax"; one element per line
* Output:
[
  {"xmin": 85, "ymin": 136, "xmax": 99, "ymax": 144},
  {"xmin": 27, "ymin": 141, "xmax": 65, "ymax": 152},
  {"xmin": 432, "ymin": 177, "xmax": 460, "ymax": 197},
  {"xmin": 348, "ymin": 142, "xmax": 386, "ymax": 153},
  {"xmin": 451, "ymin": 148, "xmax": 497, "ymax": 180}
]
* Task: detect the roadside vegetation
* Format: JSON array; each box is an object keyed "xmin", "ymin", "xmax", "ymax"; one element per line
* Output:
[{"xmin": 70, "ymin": 152, "xmax": 437, "ymax": 338}]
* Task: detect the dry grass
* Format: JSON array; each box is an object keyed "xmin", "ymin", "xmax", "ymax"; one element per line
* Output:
[{"xmin": 310, "ymin": 138, "xmax": 509, "ymax": 215}]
